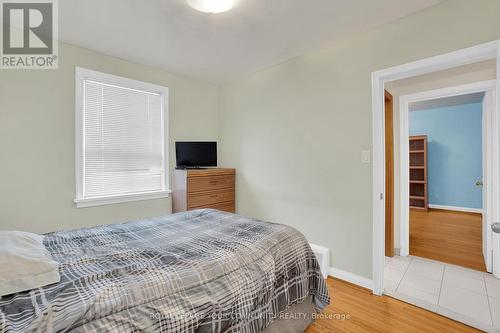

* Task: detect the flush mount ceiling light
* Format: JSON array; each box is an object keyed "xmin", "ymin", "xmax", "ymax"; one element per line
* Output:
[{"xmin": 187, "ymin": 0, "xmax": 236, "ymax": 13}]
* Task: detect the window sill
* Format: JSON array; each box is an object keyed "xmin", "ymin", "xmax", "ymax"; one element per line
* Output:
[{"xmin": 74, "ymin": 190, "xmax": 172, "ymax": 208}]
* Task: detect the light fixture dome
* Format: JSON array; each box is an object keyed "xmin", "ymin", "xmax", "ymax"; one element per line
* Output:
[{"xmin": 187, "ymin": 0, "xmax": 235, "ymax": 14}]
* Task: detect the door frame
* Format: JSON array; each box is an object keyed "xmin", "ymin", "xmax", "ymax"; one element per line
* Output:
[
  {"xmin": 398, "ymin": 80, "xmax": 497, "ymax": 274},
  {"xmin": 371, "ymin": 40, "xmax": 500, "ymax": 296}
]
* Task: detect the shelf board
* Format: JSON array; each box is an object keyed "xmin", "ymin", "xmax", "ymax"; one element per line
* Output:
[
  {"xmin": 410, "ymin": 195, "xmax": 425, "ymax": 200},
  {"xmin": 410, "ymin": 150, "xmax": 425, "ymax": 153},
  {"xmin": 410, "ymin": 180, "xmax": 426, "ymax": 184},
  {"xmin": 410, "ymin": 166, "xmax": 425, "ymax": 169}
]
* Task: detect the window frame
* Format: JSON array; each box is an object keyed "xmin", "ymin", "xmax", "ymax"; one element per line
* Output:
[{"xmin": 74, "ymin": 67, "xmax": 170, "ymax": 208}]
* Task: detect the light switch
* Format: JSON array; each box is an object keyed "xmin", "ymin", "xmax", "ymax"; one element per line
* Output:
[{"xmin": 362, "ymin": 150, "xmax": 371, "ymax": 164}]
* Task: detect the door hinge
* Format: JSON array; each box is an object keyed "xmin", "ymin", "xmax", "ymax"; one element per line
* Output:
[{"xmin": 380, "ymin": 193, "xmax": 384, "ymax": 200}]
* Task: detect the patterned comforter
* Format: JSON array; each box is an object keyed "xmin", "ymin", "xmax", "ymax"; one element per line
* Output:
[{"xmin": 0, "ymin": 209, "xmax": 330, "ymax": 332}]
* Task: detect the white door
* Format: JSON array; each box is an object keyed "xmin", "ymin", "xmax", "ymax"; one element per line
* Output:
[{"xmin": 483, "ymin": 92, "xmax": 492, "ymax": 272}]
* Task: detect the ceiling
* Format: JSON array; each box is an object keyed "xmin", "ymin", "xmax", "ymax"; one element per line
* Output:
[
  {"xmin": 60, "ymin": 0, "xmax": 444, "ymax": 84},
  {"xmin": 410, "ymin": 92, "xmax": 485, "ymax": 111}
]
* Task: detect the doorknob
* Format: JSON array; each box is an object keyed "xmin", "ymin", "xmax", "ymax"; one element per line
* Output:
[
  {"xmin": 493, "ymin": 223, "xmax": 500, "ymax": 234},
  {"xmin": 476, "ymin": 181, "xmax": 483, "ymax": 187}
]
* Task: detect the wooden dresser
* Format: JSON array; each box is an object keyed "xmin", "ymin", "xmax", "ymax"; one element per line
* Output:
[{"xmin": 172, "ymin": 168, "xmax": 235, "ymax": 213}]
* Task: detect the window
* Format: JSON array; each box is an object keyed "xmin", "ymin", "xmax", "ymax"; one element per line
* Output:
[{"xmin": 75, "ymin": 67, "xmax": 169, "ymax": 207}]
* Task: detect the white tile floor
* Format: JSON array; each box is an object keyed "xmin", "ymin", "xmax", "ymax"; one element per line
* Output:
[{"xmin": 384, "ymin": 255, "xmax": 500, "ymax": 332}]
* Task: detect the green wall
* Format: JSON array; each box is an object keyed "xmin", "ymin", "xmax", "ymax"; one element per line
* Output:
[
  {"xmin": 0, "ymin": 42, "xmax": 220, "ymax": 233},
  {"xmin": 219, "ymin": 0, "xmax": 500, "ymax": 279}
]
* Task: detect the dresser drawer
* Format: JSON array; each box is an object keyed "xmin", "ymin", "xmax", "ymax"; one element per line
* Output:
[
  {"xmin": 190, "ymin": 201, "xmax": 235, "ymax": 213},
  {"xmin": 172, "ymin": 168, "xmax": 236, "ymax": 214},
  {"xmin": 188, "ymin": 175, "xmax": 234, "ymax": 193},
  {"xmin": 188, "ymin": 189, "xmax": 235, "ymax": 208}
]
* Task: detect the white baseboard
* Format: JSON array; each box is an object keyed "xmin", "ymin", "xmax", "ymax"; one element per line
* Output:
[
  {"xmin": 428, "ymin": 204, "xmax": 483, "ymax": 214},
  {"xmin": 328, "ymin": 267, "xmax": 374, "ymax": 291}
]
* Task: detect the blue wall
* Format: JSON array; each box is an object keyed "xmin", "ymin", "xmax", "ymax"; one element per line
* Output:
[{"xmin": 409, "ymin": 102, "xmax": 483, "ymax": 209}]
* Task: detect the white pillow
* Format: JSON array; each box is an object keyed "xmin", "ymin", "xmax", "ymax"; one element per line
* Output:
[{"xmin": 0, "ymin": 231, "xmax": 60, "ymax": 297}]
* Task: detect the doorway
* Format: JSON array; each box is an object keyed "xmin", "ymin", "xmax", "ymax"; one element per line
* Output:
[
  {"xmin": 408, "ymin": 93, "xmax": 485, "ymax": 272},
  {"xmin": 384, "ymin": 87, "xmax": 498, "ymax": 330},
  {"xmin": 397, "ymin": 81, "xmax": 496, "ymax": 273},
  {"xmin": 372, "ymin": 41, "xmax": 500, "ymax": 295},
  {"xmin": 372, "ymin": 40, "xmax": 500, "ymax": 331}
]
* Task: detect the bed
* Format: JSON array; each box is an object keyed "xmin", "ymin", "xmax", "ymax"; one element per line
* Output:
[{"xmin": 0, "ymin": 209, "xmax": 330, "ymax": 332}]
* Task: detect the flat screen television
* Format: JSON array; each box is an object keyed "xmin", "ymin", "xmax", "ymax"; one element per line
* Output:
[{"xmin": 175, "ymin": 142, "xmax": 217, "ymax": 168}]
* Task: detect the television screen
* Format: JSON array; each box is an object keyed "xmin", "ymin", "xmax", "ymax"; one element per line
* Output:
[{"xmin": 175, "ymin": 142, "xmax": 217, "ymax": 168}]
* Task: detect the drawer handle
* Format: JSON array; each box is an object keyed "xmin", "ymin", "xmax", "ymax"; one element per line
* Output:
[
  {"xmin": 209, "ymin": 181, "xmax": 219, "ymax": 185},
  {"xmin": 210, "ymin": 194, "xmax": 218, "ymax": 198}
]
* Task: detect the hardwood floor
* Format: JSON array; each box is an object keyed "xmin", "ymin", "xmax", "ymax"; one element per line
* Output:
[
  {"xmin": 409, "ymin": 209, "xmax": 486, "ymax": 272},
  {"xmin": 306, "ymin": 278, "xmax": 480, "ymax": 333}
]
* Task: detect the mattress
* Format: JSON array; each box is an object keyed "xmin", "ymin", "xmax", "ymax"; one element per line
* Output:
[{"xmin": 0, "ymin": 209, "xmax": 329, "ymax": 332}]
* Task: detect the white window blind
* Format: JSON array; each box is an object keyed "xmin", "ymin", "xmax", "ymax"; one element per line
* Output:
[{"xmin": 75, "ymin": 68, "xmax": 169, "ymax": 207}]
